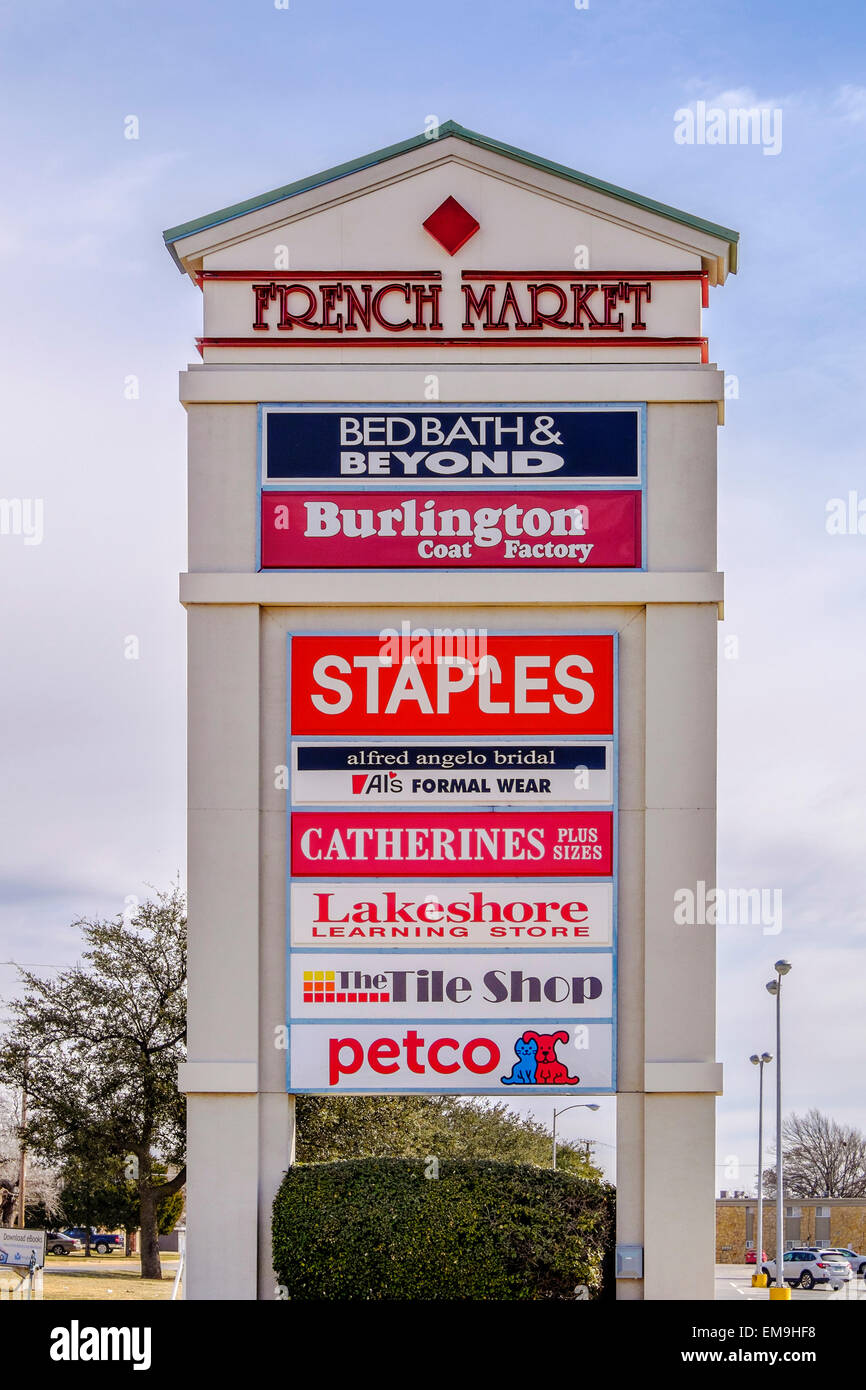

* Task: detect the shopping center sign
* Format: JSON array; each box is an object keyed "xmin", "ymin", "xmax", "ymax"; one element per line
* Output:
[{"xmin": 167, "ymin": 116, "xmax": 736, "ymax": 1297}]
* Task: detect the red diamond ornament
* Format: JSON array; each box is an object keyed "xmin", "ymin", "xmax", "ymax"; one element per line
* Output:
[{"xmin": 422, "ymin": 196, "xmax": 480, "ymax": 255}]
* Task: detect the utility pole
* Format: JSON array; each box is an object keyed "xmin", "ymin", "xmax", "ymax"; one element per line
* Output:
[{"xmin": 16, "ymin": 1067, "xmax": 27, "ymax": 1228}]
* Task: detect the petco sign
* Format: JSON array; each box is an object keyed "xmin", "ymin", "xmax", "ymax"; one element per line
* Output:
[{"xmin": 288, "ymin": 1021, "xmax": 614, "ymax": 1094}]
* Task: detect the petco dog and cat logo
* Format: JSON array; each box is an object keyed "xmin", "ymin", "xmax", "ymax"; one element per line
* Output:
[
  {"xmin": 288, "ymin": 1021, "xmax": 614, "ymax": 1093},
  {"xmin": 500, "ymin": 1031, "xmax": 579, "ymax": 1086}
]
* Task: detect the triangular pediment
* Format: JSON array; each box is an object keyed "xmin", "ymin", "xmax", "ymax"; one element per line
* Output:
[
  {"xmin": 164, "ymin": 121, "xmax": 738, "ymax": 284},
  {"xmin": 165, "ymin": 124, "xmax": 737, "ymax": 364}
]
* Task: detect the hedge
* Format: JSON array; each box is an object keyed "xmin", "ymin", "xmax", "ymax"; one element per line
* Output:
[{"xmin": 272, "ymin": 1158, "xmax": 615, "ymax": 1300}]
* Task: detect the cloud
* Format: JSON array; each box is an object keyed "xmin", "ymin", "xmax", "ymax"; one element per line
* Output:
[{"xmin": 835, "ymin": 85, "xmax": 866, "ymax": 123}]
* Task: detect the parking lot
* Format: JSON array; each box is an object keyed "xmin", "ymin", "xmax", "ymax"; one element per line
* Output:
[{"xmin": 717, "ymin": 1265, "xmax": 866, "ymax": 1301}]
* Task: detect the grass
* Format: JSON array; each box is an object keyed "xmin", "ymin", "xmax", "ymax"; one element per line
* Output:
[
  {"xmin": 42, "ymin": 1269, "xmax": 180, "ymax": 1301},
  {"xmin": 1, "ymin": 1254, "xmax": 182, "ymax": 1301}
]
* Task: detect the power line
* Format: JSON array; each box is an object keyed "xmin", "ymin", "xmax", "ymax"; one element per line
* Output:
[{"xmin": 0, "ymin": 961, "xmax": 64, "ymax": 969}]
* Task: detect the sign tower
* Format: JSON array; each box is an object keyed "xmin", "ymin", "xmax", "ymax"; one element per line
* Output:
[{"xmin": 166, "ymin": 122, "xmax": 736, "ymax": 1300}]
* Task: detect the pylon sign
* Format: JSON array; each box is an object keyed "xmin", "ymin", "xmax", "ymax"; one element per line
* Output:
[
  {"xmin": 167, "ymin": 119, "xmax": 736, "ymax": 1298},
  {"xmin": 286, "ymin": 631, "xmax": 617, "ymax": 1094}
]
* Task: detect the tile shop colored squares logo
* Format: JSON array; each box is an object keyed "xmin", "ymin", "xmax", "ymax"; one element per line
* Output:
[{"xmin": 301, "ymin": 970, "xmax": 391, "ymax": 1004}]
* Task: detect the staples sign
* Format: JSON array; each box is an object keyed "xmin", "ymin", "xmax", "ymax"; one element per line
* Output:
[{"xmin": 289, "ymin": 634, "xmax": 615, "ymax": 737}]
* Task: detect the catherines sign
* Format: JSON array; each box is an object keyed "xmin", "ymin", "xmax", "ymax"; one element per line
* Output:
[{"xmin": 291, "ymin": 811, "xmax": 613, "ymax": 876}]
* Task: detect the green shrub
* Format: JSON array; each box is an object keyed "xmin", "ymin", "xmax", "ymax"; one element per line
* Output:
[{"xmin": 272, "ymin": 1157, "xmax": 614, "ymax": 1300}]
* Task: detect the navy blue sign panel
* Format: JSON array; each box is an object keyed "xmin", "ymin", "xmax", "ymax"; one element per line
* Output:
[
  {"xmin": 294, "ymin": 743, "xmax": 608, "ymax": 771},
  {"xmin": 262, "ymin": 404, "xmax": 642, "ymax": 486}
]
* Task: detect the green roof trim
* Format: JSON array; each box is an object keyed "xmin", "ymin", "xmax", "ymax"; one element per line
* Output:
[{"xmin": 163, "ymin": 120, "xmax": 739, "ymax": 273}]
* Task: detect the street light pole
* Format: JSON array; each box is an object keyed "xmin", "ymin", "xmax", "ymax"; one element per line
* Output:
[
  {"xmin": 766, "ymin": 961, "xmax": 792, "ymax": 1296},
  {"xmin": 552, "ymin": 1103, "xmax": 600, "ymax": 1169},
  {"xmin": 749, "ymin": 1051, "xmax": 772, "ymax": 1284}
]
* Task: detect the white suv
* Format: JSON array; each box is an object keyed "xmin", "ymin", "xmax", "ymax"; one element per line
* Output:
[
  {"xmin": 816, "ymin": 1247, "xmax": 864, "ymax": 1277},
  {"xmin": 762, "ymin": 1248, "xmax": 848, "ymax": 1290}
]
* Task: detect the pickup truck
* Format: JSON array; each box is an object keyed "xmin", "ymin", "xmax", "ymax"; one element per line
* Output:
[{"xmin": 62, "ymin": 1228, "xmax": 124, "ymax": 1254}]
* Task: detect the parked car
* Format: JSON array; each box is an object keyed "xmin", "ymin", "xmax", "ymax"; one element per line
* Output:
[
  {"xmin": 762, "ymin": 1248, "xmax": 848, "ymax": 1290},
  {"xmin": 46, "ymin": 1232, "xmax": 82, "ymax": 1256},
  {"xmin": 814, "ymin": 1247, "xmax": 861, "ymax": 1278},
  {"xmin": 62, "ymin": 1227, "xmax": 124, "ymax": 1255},
  {"xmin": 745, "ymin": 1249, "xmax": 767, "ymax": 1264}
]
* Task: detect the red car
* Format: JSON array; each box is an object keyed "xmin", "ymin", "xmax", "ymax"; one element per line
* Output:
[{"xmin": 745, "ymin": 1249, "xmax": 767, "ymax": 1264}]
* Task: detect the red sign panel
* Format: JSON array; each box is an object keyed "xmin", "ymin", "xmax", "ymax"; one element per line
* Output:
[
  {"xmin": 289, "ymin": 634, "xmax": 615, "ymax": 737},
  {"xmin": 261, "ymin": 490, "xmax": 641, "ymax": 570},
  {"xmin": 291, "ymin": 811, "xmax": 613, "ymax": 877}
]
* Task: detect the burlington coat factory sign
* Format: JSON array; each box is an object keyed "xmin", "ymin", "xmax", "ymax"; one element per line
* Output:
[{"xmin": 287, "ymin": 633, "xmax": 617, "ymax": 1094}]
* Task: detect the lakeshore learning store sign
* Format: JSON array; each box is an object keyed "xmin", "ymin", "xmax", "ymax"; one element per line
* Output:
[
  {"xmin": 287, "ymin": 632, "xmax": 617, "ymax": 1094},
  {"xmin": 259, "ymin": 405, "xmax": 644, "ymax": 570}
]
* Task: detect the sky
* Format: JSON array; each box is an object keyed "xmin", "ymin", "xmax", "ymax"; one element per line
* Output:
[{"xmin": 0, "ymin": 0, "xmax": 864, "ymax": 1190}]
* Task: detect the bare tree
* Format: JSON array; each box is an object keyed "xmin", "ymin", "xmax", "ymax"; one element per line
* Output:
[
  {"xmin": 0, "ymin": 1087, "xmax": 62, "ymax": 1224},
  {"xmin": 763, "ymin": 1109, "xmax": 866, "ymax": 1198}
]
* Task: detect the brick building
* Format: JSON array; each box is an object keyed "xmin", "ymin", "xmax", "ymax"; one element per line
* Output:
[{"xmin": 717, "ymin": 1197, "xmax": 866, "ymax": 1262}]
